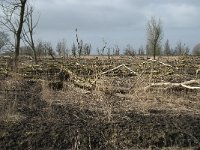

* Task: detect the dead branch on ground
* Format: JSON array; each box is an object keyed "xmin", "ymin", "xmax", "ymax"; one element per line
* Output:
[
  {"xmin": 143, "ymin": 59, "xmax": 173, "ymax": 68},
  {"xmin": 145, "ymin": 79, "xmax": 200, "ymax": 90},
  {"xmin": 101, "ymin": 64, "xmax": 138, "ymax": 76}
]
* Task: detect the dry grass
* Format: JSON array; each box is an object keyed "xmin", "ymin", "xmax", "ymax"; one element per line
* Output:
[{"xmin": 0, "ymin": 56, "xmax": 200, "ymax": 149}]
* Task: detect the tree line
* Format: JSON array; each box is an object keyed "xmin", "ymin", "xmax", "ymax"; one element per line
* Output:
[{"xmin": 0, "ymin": 1, "xmax": 199, "ymax": 69}]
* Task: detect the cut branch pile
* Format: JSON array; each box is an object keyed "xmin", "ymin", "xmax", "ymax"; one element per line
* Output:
[{"xmin": 142, "ymin": 59, "xmax": 173, "ymax": 68}]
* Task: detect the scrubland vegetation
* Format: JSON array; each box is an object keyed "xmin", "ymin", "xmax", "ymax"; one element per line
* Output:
[
  {"xmin": 0, "ymin": 0, "xmax": 200, "ymax": 149},
  {"xmin": 0, "ymin": 55, "xmax": 200, "ymax": 149}
]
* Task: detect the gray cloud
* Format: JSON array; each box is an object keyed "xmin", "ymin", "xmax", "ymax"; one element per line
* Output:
[{"xmin": 33, "ymin": 0, "xmax": 200, "ymax": 52}]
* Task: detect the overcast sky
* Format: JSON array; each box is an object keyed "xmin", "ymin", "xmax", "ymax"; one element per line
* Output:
[{"xmin": 33, "ymin": 0, "xmax": 200, "ymax": 53}]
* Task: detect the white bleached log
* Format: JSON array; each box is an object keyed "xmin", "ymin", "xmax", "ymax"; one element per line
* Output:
[
  {"xmin": 101, "ymin": 64, "xmax": 138, "ymax": 75},
  {"xmin": 145, "ymin": 79, "xmax": 200, "ymax": 90}
]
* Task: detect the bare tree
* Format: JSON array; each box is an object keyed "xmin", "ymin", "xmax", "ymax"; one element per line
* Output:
[
  {"xmin": 62, "ymin": 39, "xmax": 68, "ymax": 58},
  {"xmin": 0, "ymin": 0, "xmax": 28, "ymax": 67},
  {"xmin": 96, "ymin": 48, "xmax": 100, "ymax": 55},
  {"xmin": 83, "ymin": 43, "xmax": 91, "ymax": 56},
  {"xmin": 56, "ymin": 41, "xmax": 62, "ymax": 56},
  {"xmin": 107, "ymin": 47, "xmax": 111, "ymax": 59},
  {"xmin": 0, "ymin": 31, "xmax": 9, "ymax": 51},
  {"xmin": 146, "ymin": 17, "xmax": 163, "ymax": 60},
  {"xmin": 19, "ymin": 45, "xmax": 32, "ymax": 56},
  {"xmin": 192, "ymin": 43, "xmax": 200, "ymax": 56},
  {"xmin": 35, "ymin": 40, "xmax": 55, "ymax": 58},
  {"xmin": 174, "ymin": 41, "xmax": 189, "ymax": 56},
  {"xmin": 101, "ymin": 38, "xmax": 107, "ymax": 55},
  {"xmin": 113, "ymin": 45, "xmax": 120, "ymax": 56},
  {"xmin": 163, "ymin": 39, "xmax": 171, "ymax": 56},
  {"xmin": 22, "ymin": 5, "xmax": 39, "ymax": 64},
  {"xmin": 78, "ymin": 40, "xmax": 83, "ymax": 57},
  {"xmin": 45, "ymin": 42, "xmax": 55, "ymax": 59},
  {"xmin": 75, "ymin": 28, "xmax": 83, "ymax": 57},
  {"xmin": 138, "ymin": 46, "xmax": 145, "ymax": 55},
  {"xmin": 146, "ymin": 44, "xmax": 150, "ymax": 57},
  {"xmin": 71, "ymin": 43, "xmax": 77, "ymax": 57},
  {"xmin": 56, "ymin": 39, "xmax": 68, "ymax": 60},
  {"xmin": 36, "ymin": 40, "xmax": 45, "ymax": 57},
  {"xmin": 124, "ymin": 44, "xmax": 136, "ymax": 56}
]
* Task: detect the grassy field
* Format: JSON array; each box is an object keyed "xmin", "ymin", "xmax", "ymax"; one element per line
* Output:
[{"xmin": 0, "ymin": 55, "xmax": 200, "ymax": 149}]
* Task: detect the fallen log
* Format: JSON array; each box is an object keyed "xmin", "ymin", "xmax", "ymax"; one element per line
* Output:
[
  {"xmin": 142, "ymin": 59, "xmax": 173, "ymax": 68},
  {"xmin": 196, "ymin": 69, "xmax": 200, "ymax": 78},
  {"xmin": 101, "ymin": 64, "xmax": 138, "ymax": 76},
  {"xmin": 144, "ymin": 79, "xmax": 200, "ymax": 90}
]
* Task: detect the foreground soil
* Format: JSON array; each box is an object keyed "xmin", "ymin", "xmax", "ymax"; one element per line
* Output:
[{"xmin": 0, "ymin": 56, "xmax": 200, "ymax": 149}]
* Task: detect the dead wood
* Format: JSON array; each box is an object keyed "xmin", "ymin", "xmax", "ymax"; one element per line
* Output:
[
  {"xmin": 142, "ymin": 59, "xmax": 173, "ymax": 68},
  {"xmin": 145, "ymin": 79, "xmax": 200, "ymax": 90},
  {"xmin": 196, "ymin": 69, "xmax": 200, "ymax": 78},
  {"xmin": 101, "ymin": 64, "xmax": 138, "ymax": 76}
]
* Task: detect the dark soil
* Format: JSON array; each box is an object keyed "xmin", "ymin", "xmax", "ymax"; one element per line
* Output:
[{"xmin": 0, "ymin": 79, "xmax": 199, "ymax": 149}]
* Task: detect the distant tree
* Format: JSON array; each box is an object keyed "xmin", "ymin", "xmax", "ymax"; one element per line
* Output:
[
  {"xmin": 158, "ymin": 44, "xmax": 163, "ymax": 56},
  {"xmin": 96, "ymin": 48, "xmax": 100, "ymax": 55},
  {"xmin": 186, "ymin": 47, "xmax": 190, "ymax": 55},
  {"xmin": 163, "ymin": 39, "xmax": 171, "ymax": 56},
  {"xmin": 83, "ymin": 43, "xmax": 91, "ymax": 55},
  {"xmin": 71, "ymin": 43, "xmax": 77, "ymax": 57},
  {"xmin": 146, "ymin": 17, "xmax": 163, "ymax": 59},
  {"xmin": 146, "ymin": 44, "xmax": 150, "ymax": 56},
  {"xmin": 113, "ymin": 45, "xmax": 120, "ymax": 56},
  {"xmin": 107, "ymin": 47, "xmax": 111, "ymax": 59},
  {"xmin": 75, "ymin": 28, "xmax": 83, "ymax": 57},
  {"xmin": 78, "ymin": 40, "xmax": 83, "ymax": 57},
  {"xmin": 170, "ymin": 48, "xmax": 174, "ymax": 55},
  {"xmin": 0, "ymin": 0, "xmax": 28, "ymax": 67},
  {"xmin": 175, "ymin": 42, "xmax": 182, "ymax": 55},
  {"xmin": 45, "ymin": 42, "xmax": 55, "ymax": 59},
  {"xmin": 19, "ymin": 46, "xmax": 32, "ymax": 56},
  {"xmin": 124, "ymin": 44, "xmax": 136, "ymax": 56},
  {"xmin": 192, "ymin": 43, "xmax": 200, "ymax": 56},
  {"xmin": 138, "ymin": 46, "xmax": 145, "ymax": 55},
  {"xmin": 56, "ymin": 41, "xmax": 62, "ymax": 56},
  {"xmin": 35, "ymin": 40, "xmax": 55, "ymax": 58},
  {"xmin": 174, "ymin": 41, "xmax": 189, "ymax": 55},
  {"xmin": 0, "ymin": 31, "xmax": 9, "ymax": 51},
  {"xmin": 36, "ymin": 40, "xmax": 45, "ymax": 57},
  {"xmin": 56, "ymin": 39, "xmax": 68, "ymax": 59},
  {"xmin": 101, "ymin": 39, "xmax": 107, "ymax": 55}
]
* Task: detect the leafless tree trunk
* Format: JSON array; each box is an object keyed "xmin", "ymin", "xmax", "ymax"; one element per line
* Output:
[
  {"xmin": 0, "ymin": 0, "xmax": 28, "ymax": 69},
  {"xmin": 62, "ymin": 39, "xmax": 68, "ymax": 61},
  {"xmin": 75, "ymin": 28, "xmax": 83, "ymax": 57},
  {"xmin": 16, "ymin": 0, "xmax": 27, "ymax": 67},
  {"xmin": 22, "ymin": 5, "xmax": 39, "ymax": 64}
]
